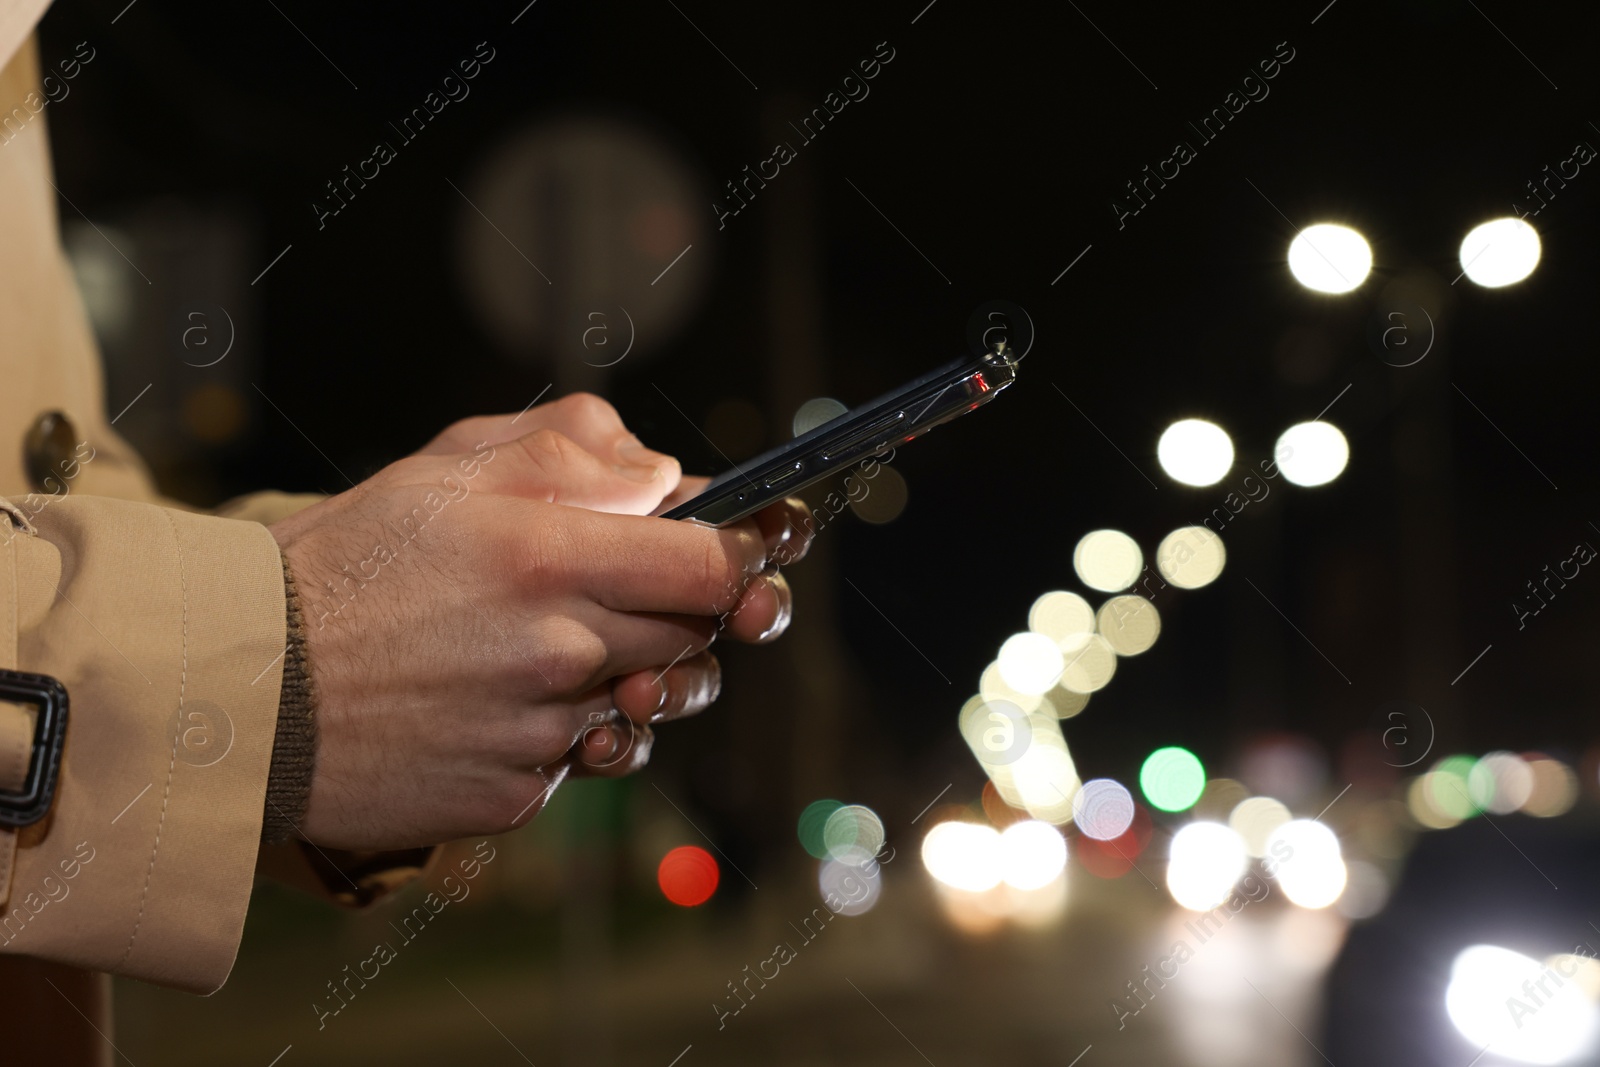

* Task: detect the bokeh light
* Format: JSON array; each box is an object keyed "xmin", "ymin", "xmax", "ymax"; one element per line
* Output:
[
  {"xmin": 1166, "ymin": 822, "xmax": 1247, "ymax": 911},
  {"xmin": 1073, "ymin": 778, "xmax": 1136, "ymax": 840},
  {"xmin": 1028, "ymin": 590, "xmax": 1096, "ymax": 644},
  {"xmin": 792, "ymin": 396, "xmax": 847, "ymax": 436},
  {"xmin": 1045, "ymin": 685, "xmax": 1090, "ymax": 720},
  {"xmin": 1524, "ymin": 758, "xmax": 1580, "ymax": 817},
  {"xmin": 1011, "ymin": 739, "xmax": 1082, "ymax": 825},
  {"xmin": 1425, "ymin": 755, "xmax": 1482, "ymax": 821},
  {"xmin": 1266, "ymin": 820, "xmax": 1347, "ymax": 909},
  {"xmin": 818, "ymin": 857, "xmax": 882, "ymax": 917},
  {"xmin": 958, "ymin": 696, "xmax": 1033, "ymax": 768},
  {"xmin": 1096, "ymin": 595, "xmax": 1161, "ymax": 656},
  {"xmin": 999, "ymin": 820, "xmax": 1068, "ymax": 890},
  {"xmin": 1274, "ymin": 422, "xmax": 1349, "ymax": 487},
  {"xmin": 1073, "ymin": 530, "xmax": 1144, "ymax": 592},
  {"xmin": 849, "ymin": 464, "xmax": 908, "ymax": 524},
  {"xmin": 1191, "ymin": 777, "xmax": 1250, "ymax": 822},
  {"xmin": 1407, "ymin": 773, "xmax": 1463, "ymax": 830},
  {"xmin": 1229, "ymin": 796, "xmax": 1292, "ymax": 857},
  {"xmin": 1459, "ymin": 217, "xmax": 1541, "ymax": 287},
  {"xmin": 1057, "ymin": 633, "xmax": 1119, "ymax": 694},
  {"xmin": 979, "ymin": 661, "xmax": 1044, "ymax": 714},
  {"xmin": 797, "ymin": 799, "xmax": 844, "ymax": 859},
  {"xmin": 823, "ymin": 804, "xmax": 885, "ymax": 866},
  {"xmin": 1141, "ymin": 747, "xmax": 1207, "ymax": 812},
  {"xmin": 997, "ymin": 632, "xmax": 1066, "ymax": 694},
  {"xmin": 1157, "ymin": 419, "xmax": 1234, "ymax": 486},
  {"xmin": 1076, "ymin": 802, "xmax": 1152, "ymax": 879},
  {"xmin": 922, "ymin": 821, "xmax": 1003, "ymax": 892},
  {"xmin": 1336, "ymin": 860, "xmax": 1391, "ymax": 921},
  {"xmin": 1446, "ymin": 945, "xmax": 1598, "ymax": 1063},
  {"xmin": 1470, "ymin": 751, "xmax": 1535, "ymax": 814},
  {"xmin": 1239, "ymin": 735, "xmax": 1329, "ymax": 810},
  {"xmin": 1287, "ymin": 223, "xmax": 1372, "ymax": 294},
  {"xmin": 1156, "ymin": 526, "xmax": 1227, "ymax": 589},
  {"xmin": 657, "ymin": 846, "xmax": 719, "ymax": 907}
]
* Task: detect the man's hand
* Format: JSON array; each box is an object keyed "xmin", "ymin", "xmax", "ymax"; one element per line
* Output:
[{"xmin": 269, "ymin": 394, "xmax": 810, "ymax": 850}]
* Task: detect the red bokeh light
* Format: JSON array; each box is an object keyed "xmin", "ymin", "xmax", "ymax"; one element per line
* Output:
[
  {"xmin": 657, "ymin": 845, "xmax": 719, "ymax": 907},
  {"xmin": 1075, "ymin": 803, "xmax": 1153, "ymax": 879}
]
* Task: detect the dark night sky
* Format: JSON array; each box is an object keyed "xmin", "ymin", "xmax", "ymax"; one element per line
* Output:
[{"xmin": 36, "ymin": 0, "xmax": 1600, "ymax": 818}]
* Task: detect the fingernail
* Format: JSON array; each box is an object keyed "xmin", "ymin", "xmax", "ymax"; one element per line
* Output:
[
  {"xmin": 756, "ymin": 572, "xmax": 793, "ymax": 643},
  {"xmin": 647, "ymin": 676, "xmax": 669, "ymax": 722},
  {"xmin": 613, "ymin": 462, "xmax": 661, "ymax": 483},
  {"xmin": 582, "ymin": 726, "xmax": 617, "ymax": 760},
  {"xmin": 707, "ymin": 655, "xmax": 723, "ymax": 703}
]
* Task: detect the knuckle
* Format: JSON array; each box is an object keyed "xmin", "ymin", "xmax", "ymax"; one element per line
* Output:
[
  {"xmin": 541, "ymin": 625, "xmax": 609, "ymax": 692},
  {"xmin": 523, "ymin": 427, "xmax": 575, "ymax": 466},
  {"xmin": 381, "ymin": 453, "xmax": 434, "ymax": 484},
  {"xmin": 556, "ymin": 391, "xmax": 620, "ymax": 427}
]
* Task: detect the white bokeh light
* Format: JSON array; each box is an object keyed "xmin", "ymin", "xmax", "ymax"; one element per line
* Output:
[
  {"xmin": 999, "ymin": 820, "xmax": 1068, "ymax": 890},
  {"xmin": 1460, "ymin": 217, "xmax": 1541, "ymax": 288},
  {"xmin": 1158, "ymin": 419, "xmax": 1234, "ymax": 487},
  {"xmin": 1446, "ymin": 945, "xmax": 1598, "ymax": 1064},
  {"xmin": 997, "ymin": 632, "xmax": 1065, "ymax": 695},
  {"xmin": 1073, "ymin": 778, "xmax": 1136, "ymax": 841},
  {"xmin": 1267, "ymin": 819, "xmax": 1347, "ymax": 909},
  {"xmin": 1275, "ymin": 422, "xmax": 1349, "ymax": 487},
  {"xmin": 921, "ymin": 822, "xmax": 1002, "ymax": 893},
  {"xmin": 1287, "ymin": 223, "xmax": 1372, "ymax": 294},
  {"xmin": 1166, "ymin": 822, "xmax": 1247, "ymax": 911}
]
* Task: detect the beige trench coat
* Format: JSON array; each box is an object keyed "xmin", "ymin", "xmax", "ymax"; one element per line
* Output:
[{"xmin": 0, "ymin": 5, "xmax": 414, "ymax": 1061}]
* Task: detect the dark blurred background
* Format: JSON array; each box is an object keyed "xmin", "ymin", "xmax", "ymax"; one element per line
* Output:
[{"xmin": 33, "ymin": 0, "xmax": 1600, "ymax": 1063}]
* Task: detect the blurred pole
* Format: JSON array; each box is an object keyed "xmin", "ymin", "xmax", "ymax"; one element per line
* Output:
[
  {"xmin": 1387, "ymin": 273, "xmax": 1460, "ymax": 738},
  {"xmin": 754, "ymin": 90, "xmax": 855, "ymax": 841}
]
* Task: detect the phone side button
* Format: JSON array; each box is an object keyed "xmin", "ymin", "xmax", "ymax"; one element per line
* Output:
[{"xmin": 763, "ymin": 462, "xmax": 804, "ymax": 490}]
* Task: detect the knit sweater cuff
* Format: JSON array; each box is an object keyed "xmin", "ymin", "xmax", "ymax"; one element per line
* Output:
[{"xmin": 262, "ymin": 551, "xmax": 317, "ymax": 843}]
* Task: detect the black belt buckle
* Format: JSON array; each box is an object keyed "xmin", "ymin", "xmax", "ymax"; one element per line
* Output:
[{"xmin": 0, "ymin": 670, "xmax": 69, "ymax": 828}]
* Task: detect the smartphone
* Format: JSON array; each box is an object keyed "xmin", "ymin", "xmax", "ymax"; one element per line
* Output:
[{"xmin": 662, "ymin": 341, "xmax": 1022, "ymax": 527}]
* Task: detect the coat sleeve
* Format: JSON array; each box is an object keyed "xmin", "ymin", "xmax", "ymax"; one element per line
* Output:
[{"xmin": 0, "ymin": 495, "xmax": 287, "ymax": 994}]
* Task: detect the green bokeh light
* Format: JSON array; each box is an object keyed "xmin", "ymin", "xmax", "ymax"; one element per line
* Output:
[
  {"xmin": 1139, "ymin": 747, "xmax": 1206, "ymax": 812},
  {"xmin": 1428, "ymin": 754, "xmax": 1481, "ymax": 820},
  {"xmin": 797, "ymin": 799, "xmax": 844, "ymax": 859}
]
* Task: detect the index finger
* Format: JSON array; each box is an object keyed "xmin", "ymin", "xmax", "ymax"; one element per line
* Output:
[{"xmin": 552, "ymin": 506, "xmax": 771, "ymax": 617}]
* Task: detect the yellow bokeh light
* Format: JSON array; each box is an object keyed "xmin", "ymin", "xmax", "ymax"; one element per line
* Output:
[
  {"xmin": 1407, "ymin": 774, "xmax": 1462, "ymax": 830},
  {"xmin": 1096, "ymin": 595, "xmax": 1161, "ymax": 656},
  {"xmin": 979, "ymin": 662, "xmax": 1043, "ymax": 714},
  {"xmin": 1156, "ymin": 526, "xmax": 1226, "ymax": 589},
  {"xmin": 1028, "ymin": 590, "xmax": 1096, "ymax": 644},
  {"xmin": 1046, "ymin": 685, "xmax": 1090, "ymax": 719},
  {"xmin": 1057, "ymin": 633, "xmax": 1118, "ymax": 693},
  {"xmin": 1073, "ymin": 530, "xmax": 1144, "ymax": 592},
  {"xmin": 1228, "ymin": 796, "xmax": 1291, "ymax": 857}
]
